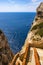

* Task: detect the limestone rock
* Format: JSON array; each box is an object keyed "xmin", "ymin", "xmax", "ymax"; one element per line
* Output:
[
  {"xmin": 0, "ymin": 2, "xmax": 43, "ymax": 65},
  {"xmin": 10, "ymin": 2, "xmax": 43, "ymax": 65},
  {"xmin": 0, "ymin": 30, "xmax": 14, "ymax": 65},
  {"xmin": 37, "ymin": 2, "xmax": 43, "ymax": 17}
]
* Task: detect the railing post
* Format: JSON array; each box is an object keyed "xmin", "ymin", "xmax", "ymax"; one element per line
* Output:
[
  {"xmin": 22, "ymin": 44, "xmax": 30, "ymax": 65},
  {"xmin": 34, "ymin": 48, "xmax": 41, "ymax": 65}
]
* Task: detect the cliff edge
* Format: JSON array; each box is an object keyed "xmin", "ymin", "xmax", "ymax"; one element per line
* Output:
[
  {"xmin": 0, "ymin": 2, "xmax": 43, "ymax": 65},
  {"xmin": 9, "ymin": 2, "xmax": 43, "ymax": 65}
]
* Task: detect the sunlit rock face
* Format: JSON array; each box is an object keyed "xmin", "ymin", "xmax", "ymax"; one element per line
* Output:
[
  {"xmin": 0, "ymin": 2, "xmax": 43, "ymax": 65},
  {"xmin": 9, "ymin": 2, "xmax": 43, "ymax": 65},
  {"xmin": 0, "ymin": 30, "xmax": 14, "ymax": 65},
  {"xmin": 21, "ymin": 2, "xmax": 43, "ymax": 53},
  {"xmin": 37, "ymin": 2, "xmax": 43, "ymax": 17}
]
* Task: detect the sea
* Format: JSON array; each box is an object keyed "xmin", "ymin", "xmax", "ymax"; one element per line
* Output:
[{"xmin": 0, "ymin": 12, "xmax": 36, "ymax": 54}]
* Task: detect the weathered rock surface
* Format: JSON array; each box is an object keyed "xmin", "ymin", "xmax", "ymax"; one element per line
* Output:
[
  {"xmin": 0, "ymin": 2, "xmax": 43, "ymax": 65},
  {"xmin": 9, "ymin": 2, "xmax": 43, "ymax": 65},
  {"xmin": 0, "ymin": 30, "xmax": 14, "ymax": 65}
]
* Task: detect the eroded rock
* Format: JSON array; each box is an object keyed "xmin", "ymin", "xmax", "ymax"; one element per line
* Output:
[{"xmin": 0, "ymin": 30, "xmax": 14, "ymax": 65}]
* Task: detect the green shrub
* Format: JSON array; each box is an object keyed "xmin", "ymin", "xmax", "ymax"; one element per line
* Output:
[
  {"xmin": 38, "ymin": 22, "xmax": 43, "ymax": 28},
  {"xmin": 35, "ymin": 28, "xmax": 43, "ymax": 37},
  {"xmin": 19, "ymin": 53, "xmax": 25, "ymax": 61},
  {"xmin": 31, "ymin": 22, "xmax": 43, "ymax": 31},
  {"xmin": 31, "ymin": 25, "xmax": 38, "ymax": 30}
]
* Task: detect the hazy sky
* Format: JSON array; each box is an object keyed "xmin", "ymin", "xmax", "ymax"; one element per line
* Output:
[{"xmin": 0, "ymin": 0, "xmax": 43, "ymax": 12}]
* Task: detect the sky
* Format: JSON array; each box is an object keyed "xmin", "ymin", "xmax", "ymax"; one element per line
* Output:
[{"xmin": 0, "ymin": 0, "xmax": 43, "ymax": 12}]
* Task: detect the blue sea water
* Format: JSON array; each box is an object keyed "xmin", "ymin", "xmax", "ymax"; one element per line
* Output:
[{"xmin": 0, "ymin": 12, "xmax": 36, "ymax": 54}]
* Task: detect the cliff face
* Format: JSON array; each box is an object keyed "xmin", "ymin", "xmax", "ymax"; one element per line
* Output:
[
  {"xmin": 0, "ymin": 30, "xmax": 14, "ymax": 65},
  {"xmin": 22, "ymin": 2, "xmax": 43, "ymax": 50},
  {"xmin": 9, "ymin": 2, "xmax": 43, "ymax": 65},
  {"xmin": 0, "ymin": 2, "xmax": 43, "ymax": 65}
]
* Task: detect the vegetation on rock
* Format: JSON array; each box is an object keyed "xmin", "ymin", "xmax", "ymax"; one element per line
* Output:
[
  {"xmin": 31, "ymin": 22, "xmax": 43, "ymax": 31},
  {"xmin": 35, "ymin": 28, "xmax": 43, "ymax": 37}
]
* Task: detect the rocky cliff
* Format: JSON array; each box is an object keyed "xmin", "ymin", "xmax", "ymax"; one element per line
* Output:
[
  {"xmin": 9, "ymin": 2, "xmax": 43, "ymax": 65},
  {"xmin": 0, "ymin": 2, "xmax": 43, "ymax": 65},
  {"xmin": 0, "ymin": 30, "xmax": 14, "ymax": 65}
]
